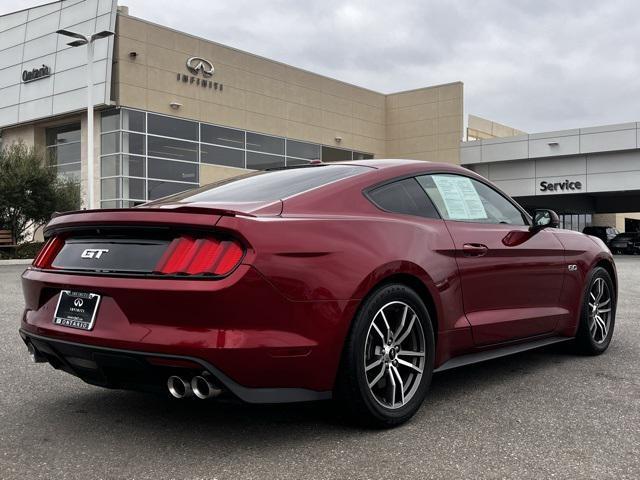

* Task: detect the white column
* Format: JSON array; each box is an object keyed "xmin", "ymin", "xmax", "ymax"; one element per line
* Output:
[{"xmin": 86, "ymin": 41, "xmax": 95, "ymax": 209}]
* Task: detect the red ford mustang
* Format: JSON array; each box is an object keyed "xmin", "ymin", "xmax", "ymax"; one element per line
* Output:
[{"xmin": 20, "ymin": 160, "xmax": 617, "ymax": 427}]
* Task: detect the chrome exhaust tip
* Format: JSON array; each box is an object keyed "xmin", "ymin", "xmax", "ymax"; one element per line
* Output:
[
  {"xmin": 27, "ymin": 343, "xmax": 45, "ymax": 363},
  {"xmin": 191, "ymin": 374, "xmax": 222, "ymax": 400},
  {"xmin": 167, "ymin": 375, "xmax": 192, "ymax": 399}
]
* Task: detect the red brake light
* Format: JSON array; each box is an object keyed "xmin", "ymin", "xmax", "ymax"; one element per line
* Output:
[
  {"xmin": 32, "ymin": 236, "xmax": 64, "ymax": 269},
  {"xmin": 154, "ymin": 236, "xmax": 244, "ymax": 276}
]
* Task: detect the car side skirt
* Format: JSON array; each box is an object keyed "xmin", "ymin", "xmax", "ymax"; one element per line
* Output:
[{"xmin": 433, "ymin": 336, "xmax": 573, "ymax": 373}]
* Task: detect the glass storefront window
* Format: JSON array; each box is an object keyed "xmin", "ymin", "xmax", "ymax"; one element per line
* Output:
[
  {"xmin": 46, "ymin": 124, "xmax": 80, "ymax": 146},
  {"xmin": 322, "ymin": 146, "xmax": 352, "ymax": 162},
  {"xmin": 246, "ymin": 132, "xmax": 285, "ymax": 155},
  {"xmin": 55, "ymin": 162, "xmax": 81, "ymax": 180},
  {"xmin": 148, "ymin": 135, "xmax": 197, "ymax": 162},
  {"xmin": 101, "ymin": 178, "xmax": 121, "ymax": 200},
  {"xmin": 99, "ymin": 108, "xmax": 372, "ymax": 207},
  {"xmin": 122, "ymin": 109, "xmax": 145, "ymax": 132},
  {"xmin": 101, "ymin": 132, "xmax": 120, "ymax": 155},
  {"xmin": 53, "ymin": 143, "xmax": 81, "ymax": 164},
  {"xmin": 122, "ymin": 132, "xmax": 146, "ymax": 155},
  {"xmin": 46, "ymin": 123, "xmax": 81, "ymax": 188},
  {"xmin": 558, "ymin": 213, "xmax": 593, "ymax": 232},
  {"xmin": 201, "ymin": 144, "xmax": 244, "ymax": 168},
  {"xmin": 246, "ymin": 152, "xmax": 285, "ymax": 170},
  {"xmin": 286, "ymin": 139, "xmax": 320, "ymax": 160},
  {"xmin": 201, "ymin": 124, "xmax": 244, "ymax": 149},
  {"xmin": 148, "ymin": 180, "xmax": 195, "ymax": 200},
  {"xmin": 122, "ymin": 154, "xmax": 146, "ymax": 178},
  {"xmin": 148, "ymin": 113, "xmax": 198, "ymax": 141},
  {"xmin": 101, "ymin": 110, "xmax": 120, "ymax": 132},
  {"xmin": 101, "ymin": 154, "xmax": 120, "ymax": 177},
  {"xmin": 148, "ymin": 157, "xmax": 199, "ymax": 183},
  {"xmin": 123, "ymin": 177, "xmax": 146, "ymax": 200}
]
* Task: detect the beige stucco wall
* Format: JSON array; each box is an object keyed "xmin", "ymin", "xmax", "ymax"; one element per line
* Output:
[
  {"xmin": 591, "ymin": 213, "xmax": 640, "ymax": 232},
  {"xmin": 115, "ymin": 13, "xmax": 463, "ymax": 164},
  {"xmin": 1, "ymin": 124, "xmax": 36, "ymax": 147},
  {"xmin": 200, "ymin": 163, "xmax": 253, "ymax": 185},
  {"xmin": 466, "ymin": 114, "xmax": 526, "ymax": 140},
  {"xmin": 385, "ymin": 83, "xmax": 463, "ymax": 164}
]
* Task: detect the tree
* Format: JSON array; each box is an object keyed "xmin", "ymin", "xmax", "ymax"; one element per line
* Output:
[{"xmin": 0, "ymin": 142, "xmax": 80, "ymax": 243}]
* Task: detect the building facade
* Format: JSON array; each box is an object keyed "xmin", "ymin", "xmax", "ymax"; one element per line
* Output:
[
  {"xmin": 0, "ymin": 0, "xmax": 463, "ymax": 209},
  {"xmin": 461, "ymin": 122, "xmax": 640, "ymax": 232}
]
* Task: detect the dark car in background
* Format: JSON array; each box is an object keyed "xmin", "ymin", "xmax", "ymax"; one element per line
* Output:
[
  {"xmin": 583, "ymin": 226, "xmax": 619, "ymax": 246},
  {"xmin": 609, "ymin": 232, "xmax": 640, "ymax": 254}
]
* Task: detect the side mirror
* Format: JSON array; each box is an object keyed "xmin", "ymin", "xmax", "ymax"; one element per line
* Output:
[{"xmin": 530, "ymin": 209, "xmax": 560, "ymax": 232}]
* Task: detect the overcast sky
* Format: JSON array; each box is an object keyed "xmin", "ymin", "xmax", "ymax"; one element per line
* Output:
[{"xmin": 4, "ymin": 0, "xmax": 640, "ymax": 132}]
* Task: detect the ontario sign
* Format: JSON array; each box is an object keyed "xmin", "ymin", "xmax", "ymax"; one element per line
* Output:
[{"xmin": 22, "ymin": 64, "xmax": 51, "ymax": 83}]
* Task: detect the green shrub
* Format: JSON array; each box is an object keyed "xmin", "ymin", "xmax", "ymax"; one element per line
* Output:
[{"xmin": 0, "ymin": 242, "xmax": 44, "ymax": 260}]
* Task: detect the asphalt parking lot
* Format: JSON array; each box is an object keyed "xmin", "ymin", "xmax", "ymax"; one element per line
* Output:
[{"xmin": 0, "ymin": 258, "xmax": 638, "ymax": 480}]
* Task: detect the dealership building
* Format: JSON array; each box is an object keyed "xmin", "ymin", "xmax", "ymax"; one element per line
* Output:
[
  {"xmin": 461, "ymin": 121, "xmax": 640, "ymax": 232},
  {"xmin": 0, "ymin": 0, "xmax": 639, "ymax": 232}
]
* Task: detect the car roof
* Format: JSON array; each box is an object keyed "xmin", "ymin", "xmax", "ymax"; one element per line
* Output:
[
  {"xmin": 340, "ymin": 158, "xmax": 463, "ymax": 171},
  {"xmin": 334, "ymin": 159, "xmax": 474, "ymax": 178}
]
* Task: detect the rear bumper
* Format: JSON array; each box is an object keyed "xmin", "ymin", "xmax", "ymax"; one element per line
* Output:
[
  {"xmin": 20, "ymin": 265, "xmax": 358, "ymax": 399},
  {"xmin": 19, "ymin": 330, "xmax": 330, "ymax": 403}
]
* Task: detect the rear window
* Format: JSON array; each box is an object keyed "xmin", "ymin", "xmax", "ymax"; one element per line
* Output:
[{"xmin": 146, "ymin": 165, "xmax": 369, "ymax": 204}]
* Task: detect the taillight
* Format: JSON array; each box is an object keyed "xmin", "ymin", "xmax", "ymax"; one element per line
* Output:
[
  {"xmin": 32, "ymin": 236, "xmax": 64, "ymax": 269},
  {"xmin": 154, "ymin": 236, "xmax": 244, "ymax": 276}
]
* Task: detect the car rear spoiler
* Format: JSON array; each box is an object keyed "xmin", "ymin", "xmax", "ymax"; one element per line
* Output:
[{"xmin": 44, "ymin": 201, "xmax": 283, "ymax": 236}]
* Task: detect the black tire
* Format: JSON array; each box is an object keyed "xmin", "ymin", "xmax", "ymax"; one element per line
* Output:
[
  {"xmin": 334, "ymin": 283, "xmax": 435, "ymax": 428},
  {"xmin": 575, "ymin": 266, "xmax": 616, "ymax": 355}
]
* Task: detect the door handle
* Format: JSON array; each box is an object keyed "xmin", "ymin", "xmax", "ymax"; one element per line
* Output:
[{"xmin": 462, "ymin": 243, "xmax": 488, "ymax": 257}]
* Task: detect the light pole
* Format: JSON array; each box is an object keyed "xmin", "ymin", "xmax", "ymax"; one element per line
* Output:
[{"xmin": 56, "ymin": 29, "xmax": 114, "ymax": 210}]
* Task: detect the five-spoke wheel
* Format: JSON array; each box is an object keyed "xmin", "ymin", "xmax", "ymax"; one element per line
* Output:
[
  {"xmin": 588, "ymin": 277, "xmax": 612, "ymax": 344},
  {"xmin": 577, "ymin": 267, "xmax": 616, "ymax": 355},
  {"xmin": 335, "ymin": 284, "xmax": 434, "ymax": 427},
  {"xmin": 364, "ymin": 301, "xmax": 426, "ymax": 409}
]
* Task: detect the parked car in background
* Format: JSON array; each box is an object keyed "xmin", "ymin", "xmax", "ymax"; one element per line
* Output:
[
  {"xmin": 609, "ymin": 232, "xmax": 640, "ymax": 254},
  {"xmin": 583, "ymin": 226, "xmax": 619, "ymax": 246}
]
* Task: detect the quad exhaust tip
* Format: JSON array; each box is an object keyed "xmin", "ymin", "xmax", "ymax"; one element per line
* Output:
[
  {"xmin": 167, "ymin": 374, "xmax": 222, "ymax": 399},
  {"xmin": 167, "ymin": 375, "xmax": 192, "ymax": 399},
  {"xmin": 27, "ymin": 343, "xmax": 46, "ymax": 363},
  {"xmin": 191, "ymin": 374, "xmax": 222, "ymax": 399}
]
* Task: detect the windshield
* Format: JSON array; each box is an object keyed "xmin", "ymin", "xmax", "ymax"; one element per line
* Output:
[{"xmin": 146, "ymin": 165, "xmax": 371, "ymax": 205}]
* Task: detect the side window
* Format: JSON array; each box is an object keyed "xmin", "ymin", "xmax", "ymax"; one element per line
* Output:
[
  {"xmin": 367, "ymin": 178, "xmax": 440, "ymax": 219},
  {"xmin": 416, "ymin": 174, "xmax": 527, "ymax": 225}
]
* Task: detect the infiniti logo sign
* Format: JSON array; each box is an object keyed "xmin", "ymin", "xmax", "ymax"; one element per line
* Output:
[{"xmin": 186, "ymin": 57, "xmax": 214, "ymax": 77}]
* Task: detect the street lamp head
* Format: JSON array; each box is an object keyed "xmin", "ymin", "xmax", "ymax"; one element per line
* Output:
[
  {"xmin": 91, "ymin": 30, "xmax": 114, "ymax": 41},
  {"xmin": 67, "ymin": 39, "xmax": 88, "ymax": 47},
  {"xmin": 56, "ymin": 29, "xmax": 88, "ymax": 41}
]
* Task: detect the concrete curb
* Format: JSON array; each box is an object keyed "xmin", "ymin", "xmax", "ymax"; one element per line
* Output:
[{"xmin": 0, "ymin": 259, "xmax": 33, "ymax": 266}]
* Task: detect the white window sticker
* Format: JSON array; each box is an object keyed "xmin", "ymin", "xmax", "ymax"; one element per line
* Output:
[{"xmin": 432, "ymin": 175, "xmax": 487, "ymax": 220}]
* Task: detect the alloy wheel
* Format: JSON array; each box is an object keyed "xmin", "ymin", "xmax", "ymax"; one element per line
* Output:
[
  {"xmin": 364, "ymin": 301, "xmax": 426, "ymax": 409},
  {"xmin": 588, "ymin": 277, "xmax": 612, "ymax": 344}
]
